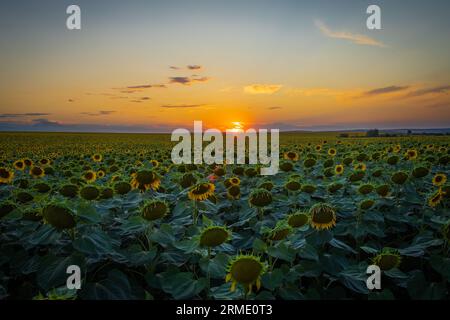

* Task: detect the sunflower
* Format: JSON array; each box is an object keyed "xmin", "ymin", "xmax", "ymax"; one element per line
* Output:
[
  {"xmin": 30, "ymin": 166, "xmax": 45, "ymax": 178},
  {"xmin": 442, "ymin": 222, "xmax": 450, "ymax": 242},
  {"xmin": 267, "ymin": 221, "xmax": 292, "ymax": 241},
  {"xmin": 405, "ymin": 149, "xmax": 418, "ymax": 160},
  {"xmin": 97, "ymin": 169, "xmax": 106, "ymax": 178},
  {"xmin": 188, "ymin": 182, "xmax": 215, "ymax": 201},
  {"xmin": 372, "ymin": 248, "xmax": 401, "ymax": 271},
  {"xmin": 23, "ymin": 158, "xmax": 33, "ymax": 167},
  {"xmin": 0, "ymin": 167, "xmax": 14, "ymax": 184},
  {"xmin": 328, "ymin": 148, "xmax": 337, "ymax": 157},
  {"xmin": 42, "ymin": 203, "xmax": 76, "ymax": 230},
  {"xmin": 92, "ymin": 154, "xmax": 102, "ymax": 162},
  {"xmin": 284, "ymin": 151, "xmax": 299, "ymax": 161},
  {"xmin": 287, "ymin": 212, "xmax": 309, "ymax": 228},
  {"xmin": 432, "ymin": 173, "xmax": 447, "ymax": 187},
  {"xmin": 13, "ymin": 160, "xmax": 25, "ymax": 171},
  {"xmin": 428, "ymin": 190, "xmax": 443, "ymax": 207},
  {"xmin": 150, "ymin": 159, "xmax": 159, "ymax": 167},
  {"xmin": 226, "ymin": 254, "xmax": 267, "ymax": 294},
  {"xmin": 249, "ymin": 188, "xmax": 272, "ymax": 207},
  {"xmin": 199, "ymin": 226, "xmax": 230, "ymax": 247},
  {"xmin": 224, "ymin": 177, "xmax": 241, "ymax": 188},
  {"xmin": 334, "ymin": 164, "xmax": 344, "ymax": 175},
  {"xmin": 39, "ymin": 158, "xmax": 50, "ymax": 166},
  {"xmin": 315, "ymin": 145, "xmax": 322, "ymax": 152},
  {"xmin": 227, "ymin": 185, "xmax": 241, "ymax": 200},
  {"xmin": 83, "ymin": 170, "xmax": 97, "ymax": 183},
  {"xmin": 131, "ymin": 170, "xmax": 161, "ymax": 191},
  {"xmin": 141, "ymin": 199, "xmax": 168, "ymax": 221},
  {"xmin": 354, "ymin": 163, "xmax": 366, "ymax": 171},
  {"xmin": 309, "ymin": 203, "xmax": 336, "ymax": 230}
]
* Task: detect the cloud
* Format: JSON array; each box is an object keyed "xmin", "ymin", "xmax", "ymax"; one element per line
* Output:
[
  {"xmin": 187, "ymin": 65, "xmax": 202, "ymax": 70},
  {"xmin": 0, "ymin": 113, "xmax": 51, "ymax": 118},
  {"xmin": 169, "ymin": 76, "xmax": 211, "ymax": 85},
  {"xmin": 81, "ymin": 110, "xmax": 116, "ymax": 116},
  {"xmin": 68, "ymin": 99, "xmax": 74, "ymax": 103},
  {"xmin": 32, "ymin": 118, "xmax": 61, "ymax": 126},
  {"xmin": 268, "ymin": 106, "xmax": 282, "ymax": 110},
  {"xmin": 169, "ymin": 66, "xmax": 180, "ymax": 70},
  {"xmin": 141, "ymin": 97, "xmax": 151, "ymax": 100},
  {"xmin": 126, "ymin": 84, "xmax": 166, "ymax": 89},
  {"xmin": 315, "ymin": 19, "xmax": 386, "ymax": 47},
  {"xmin": 364, "ymin": 85, "xmax": 409, "ymax": 96},
  {"xmin": 407, "ymin": 85, "xmax": 450, "ymax": 97},
  {"xmin": 244, "ymin": 84, "xmax": 282, "ymax": 95},
  {"xmin": 160, "ymin": 104, "xmax": 205, "ymax": 109}
]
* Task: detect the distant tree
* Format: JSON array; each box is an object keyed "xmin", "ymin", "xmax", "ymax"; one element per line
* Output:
[
  {"xmin": 339, "ymin": 133, "xmax": 349, "ymax": 138},
  {"xmin": 407, "ymin": 129, "xmax": 412, "ymax": 135},
  {"xmin": 366, "ymin": 129, "xmax": 379, "ymax": 137}
]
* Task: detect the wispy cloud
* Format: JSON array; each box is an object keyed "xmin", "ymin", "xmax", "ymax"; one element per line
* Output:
[
  {"xmin": 81, "ymin": 110, "xmax": 116, "ymax": 116},
  {"xmin": 187, "ymin": 65, "xmax": 202, "ymax": 70},
  {"xmin": 169, "ymin": 76, "xmax": 210, "ymax": 85},
  {"xmin": 0, "ymin": 113, "xmax": 51, "ymax": 118},
  {"xmin": 315, "ymin": 19, "xmax": 386, "ymax": 47},
  {"xmin": 160, "ymin": 104, "xmax": 206, "ymax": 109},
  {"xmin": 244, "ymin": 84, "xmax": 282, "ymax": 95},
  {"xmin": 126, "ymin": 84, "xmax": 166, "ymax": 89},
  {"xmin": 407, "ymin": 85, "xmax": 450, "ymax": 97},
  {"xmin": 364, "ymin": 85, "xmax": 409, "ymax": 96},
  {"xmin": 268, "ymin": 106, "xmax": 282, "ymax": 110}
]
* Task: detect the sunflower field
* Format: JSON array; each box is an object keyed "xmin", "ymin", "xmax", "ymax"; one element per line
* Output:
[{"xmin": 0, "ymin": 132, "xmax": 449, "ymax": 300}]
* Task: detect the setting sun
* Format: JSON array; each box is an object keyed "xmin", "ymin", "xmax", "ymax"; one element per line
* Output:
[{"xmin": 228, "ymin": 121, "xmax": 244, "ymax": 132}]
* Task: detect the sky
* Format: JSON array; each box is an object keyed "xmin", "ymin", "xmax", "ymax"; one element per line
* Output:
[{"xmin": 0, "ymin": 0, "xmax": 449, "ymax": 132}]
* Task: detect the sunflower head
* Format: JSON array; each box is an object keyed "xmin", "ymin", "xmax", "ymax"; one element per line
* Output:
[
  {"xmin": 42, "ymin": 203, "xmax": 76, "ymax": 230},
  {"xmin": 432, "ymin": 173, "xmax": 447, "ymax": 186},
  {"xmin": 150, "ymin": 159, "xmax": 159, "ymax": 167},
  {"xmin": 279, "ymin": 161, "xmax": 294, "ymax": 172},
  {"xmin": 244, "ymin": 167, "xmax": 258, "ymax": 177},
  {"xmin": 349, "ymin": 171, "xmax": 365, "ymax": 182},
  {"xmin": 287, "ymin": 212, "xmax": 309, "ymax": 228},
  {"xmin": 199, "ymin": 226, "xmax": 230, "ymax": 247},
  {"xmin": 284, "ymin": 151, "xmax": 299, "ymax": 161},
  {"xmin": 0, "ymin": 167, "xmax": 14, "ymax": 184},
  {"xmin": 412, "ymin": 166, "xmax": 429, "ymax": 179},
  {"xmin": 328, "ymin": 148, "xmax": 337, "ymax": 157},
  {"xmin": 83, "ymin": 170, "xmax": 96, "ymax": 183},
  {"xmin": 141, "ymin": 199, "xmax": 168, "ymax": 221},
  {"xmin": 303, "ymin": 158, "xmax": 316, "ymax": 168},
  {"xmin": 387, "ymin": 155, "xmax": 399, "ymax": 165},
  {"xmin": 405, "ymin": 149, "xmax": 418, "ymax": 160},
  {"xmin": 100, "ymin": 187, "xmax": 114, "ymax": 199},
  {"xmin": 267, "ymin": 221, "xmax": 292, "ymax": 241},
  {"xmin": 360, "ymin": 199, "xmax": 375, "ymax": 210},
  {"xmin": 226, "ymin": 254, "xmax": 267, "ymax": 294},
  {"xmin": 131, "ymin": 170, "xmax": 161, "ymax": 191},
  {"xmin": 327, "ymin": 183, "xmax": 343, "ymax": 194},
  {"xmin": 180, "ymin": 172, "xmax": 197, "ymax": 188},
  {"xmin": 13, "ymin": 160, "xmax": 25, "ymax": 171},
  {"xmin": 213, "ymin": 166, "xmax": 226, "ymax": 177},
  {"xmin": 34, "ymin": 182, "xmax": 51, "ymax": 193},
  {"xmin": 232, "ymin": 166, "xmax": 245, "ymax": 175},
  {"xmin": 334, "ymin": 164, "xmax": 344, "ymax": 175},
  {"xmin": 249, "ymin": 188, "xmax": 272, "ymax": 207},
  {"xmin": 372, "ymin": 248, "xmax": 402, "ymax": 271},
  {"xmin": 309, "ymin": 203, "xmax": 336, "ymax": 230},
  {"xmin": 80, "ymin": 186, "xmax": 100, "ymax": 200},
  {"xmin": 23, "ymin": 159, "xmax": 33, "ymax": 167},
  {"xmin": 285, "ymin": 179, "xmax": 301, "ymax": 191},
  {"xmin": 358, "ymin": 184, "xmax": 374, "ymax": 195},
  {"xmin": 391, "ymin": 171, "xmax": 408, "ymax": 185},
  {"xmin": 227, "ymin": 185, "xmax": 241, "ymax": 200},
  {"xmin": 376, "ymin": 184, "xmax": 390, "ymax": 197},
  {"xmin": 188, "ymin": 182, "xmax": 215, "ymax": 201},
  {"xmin": 258, "ymin": 181, "xmax": 274, "ymax": 191},
  {"xmin": 428, "ymin": 190, "xmax": 443, "ymax": 207},
  {"xmin": 0, "ymin": 202, "xmax": 17, "ymax": 219},
  {"xmin": 354, "ymin": 163, "xmax": 367, "ymax": 172},
  {"xmin": 92, "ymin": 154, "xmax": 102, "ymax": 162},
  {"xmin": 301, "ymin": 184, "xmax": 316, "ymax": 194},
  {"xmin": 114, "ymin": 181, "xmax": 132, "ymax": 195},
  {"xmin": 97, "ymin": 170, "xmax": 106, "ymax": 178},
  {"xmin": 442, "ymin": 222, "xmax": 450, "ymax": 242}
]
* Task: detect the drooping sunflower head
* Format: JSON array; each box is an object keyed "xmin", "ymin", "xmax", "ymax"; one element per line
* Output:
[
  {"xmin": 442, "ymin": 222, "xmax": 450, "ymax": 242},
  {"xmin": 114, "ymin": 181, "xmax": 132, "ymax": 195},
  {"xmin": 354, "ymin": 163, "xmax": 366, "ymax": 172},
  {"xmin": 199, "ymin": 226, "xmax": 230, "ymax": 247},
  {"xmin": 188, "ymin": 182, "xmax": 215, "ymax": 201},
  {"xmin": 59, "ymin": 184, "xmax": 79, "ymax": 198},
  {"xmin": 279, "ymin": 161, "xmax": 294, "ymax": 172},
  {"xmin": 334, "ymin": 164, "xmax": 344, "ymax": 175},
  {"xmin": 372, "ymin": 248, "xmax": 402, "ymax": 271},
  {"xmin": 80, "ymin": 185, "xmax": 100, "ymax": 201},
  {"xmin": 13, "ymin": 160, "xmax": 25, "ymax": 171},
  {"xmin": 412, "ymin": 166, "xmax": 429, "ymax": 179},
  {"xmin": 141, "ymin": 199, "xmax": 168, "ymax": 221},
  {"xmin": 179, "ymin": 172, "xmax": 197, "ymax": 188},
  {"xmin": 328, "ymin": 183, "xmax": 343, "ymax": 194},
  {"xmin": 258, "ymin": 181, "xmax": 274, "ymax": 191},
  {"xmin": 249, "ymin": 188, "xmax": 272, "ymax": 207},
  {"xmin": 360, "ymin": 199, "xmax": 375, "ymax": 210},
  {"xmin": 0, "ymin": 167, "xmax": 14, "ymax": 184},
  {"xmin": 227, "ymin": 185, "xmax": 241, "ymax": 200},
  {"xmin": 131, "ymin": 170, "xmax": 161, "ymax": 191},
  {"xmin": 226, "ymin": 254, "xmax": 267, "ymax": 294},
  {"xmin": 287, "ymin": 211, "xmax": 309, "ymax": 228},
  {"xmin": 405, "ymin": 149, "xmax": 418, "ymax": 160},
  {"xmin": 301, "ymin": 184, "xmax": 316, "ymax": 194},
  {"xmin": 432, "ymin": 173, "xmax": 447, "ymax": 186},
  {"xmin": 358, "ymin": 184, "xmax": 374, "ymax": 195},
  {"xmin": 0, "ymin": 201, "xmax": 17, "ymax": 219},
  {"xmin": 309, "ymin": 203, "xmax": 336, "ymax": 230},
  {"xmin": 391, "ymin": 171, "xmax": 408, "ymax": 185},
  {"xmin": 284, "ymin": 151, "xmax": 299, "ymax": 161},
  {"xmin": 42, "ymin": 203, "xmax": 76, "ymax": 230},
  {"xmin": 285, "ymin": 179, "xmax": 301, "ymax": 192},
  {"xmin": 376, "ymin": 184, "xmax": 390, "ymax": 197},
  {"xmin": 92, "ymin": 154, "xmax": 102, "ymax": 162},
  {"xmin": 213, "ymin": 166, "xmax": 226, "ymax": 177},
  {"xmin": 30, "ymin": 166, "xmax": 45, "ymax": 179},
  {"xmin": 267, "ymin": 221, "xmax": 292, "ymax": 241}
]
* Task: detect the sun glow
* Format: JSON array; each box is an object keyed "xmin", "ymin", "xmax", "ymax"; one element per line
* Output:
[{"xmin": 228, "ymin": 121, "xmax": 244, "ymax": 133}]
